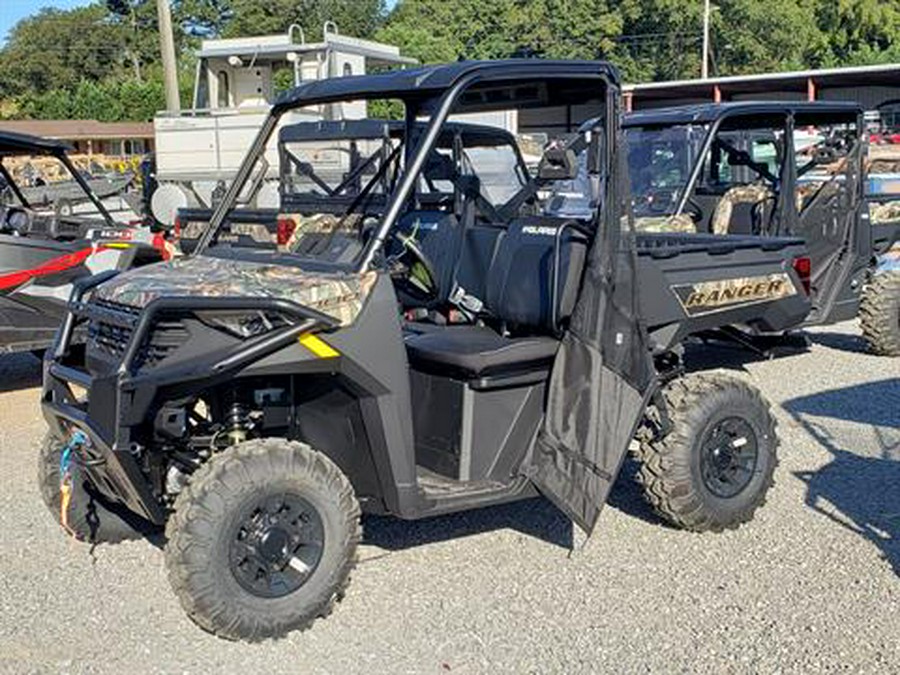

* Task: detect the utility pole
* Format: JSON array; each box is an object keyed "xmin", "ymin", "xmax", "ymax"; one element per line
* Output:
[
  {"xmin": 701, "ymin": 0, "xmax": 711, "ymax": 79},
  {"xmin": 156, "ymin": 0, "xmax": 181, "ymax": 112}
]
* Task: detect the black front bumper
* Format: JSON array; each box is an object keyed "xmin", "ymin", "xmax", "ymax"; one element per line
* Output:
[
  {"xmin": 42, "ymin": 272, "xmax": 166, "ymax": 524},
  {"xmin": 41, "ymin": 273, "xmax": 332, "ymax": 525},
  {"xmin": 42, "ymin": 371, "xmax": 168, "ymax": 524}
]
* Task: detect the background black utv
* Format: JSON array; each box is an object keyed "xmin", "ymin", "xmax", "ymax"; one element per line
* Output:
[
  {"xmin": 625, "ymin": 102, "xmax": 900, "ymax": 355},
  {"xmin": 42, "ymin": 61, "xmax": 810, "ymax": 642}
]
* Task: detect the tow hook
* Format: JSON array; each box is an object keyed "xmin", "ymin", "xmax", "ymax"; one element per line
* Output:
[{"xmin": 59, "ymin": 430, "xmax": 88, "ymax": 536}]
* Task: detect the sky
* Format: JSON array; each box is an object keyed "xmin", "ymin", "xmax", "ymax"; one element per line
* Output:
[{"xmin": 0, "ymin": 0, "xmax": 92, "ymax": 42}]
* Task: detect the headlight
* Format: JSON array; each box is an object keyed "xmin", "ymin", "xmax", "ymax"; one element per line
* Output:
[{"xmin": 196, "ymin": 311, "xmax": 291, "ymax": 339}]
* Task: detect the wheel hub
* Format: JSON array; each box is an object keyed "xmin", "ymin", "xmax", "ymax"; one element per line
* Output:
[
  {"xmin": 228, "ymin": 493, "xmax": 325, "ymax": 598},
  {"xmin": 699, "ymin": 417, "xmax": 759, "ymax": 499},
  {"xmin": 258, "ymin": 527, "xmax": 290, "ymax": 563}
]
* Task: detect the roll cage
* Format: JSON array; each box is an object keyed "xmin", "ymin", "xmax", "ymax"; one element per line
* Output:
[
  {"xmin": 276, "ymin": 119, "xmax": 529, "ymax": 210},
  {"xmin": 623, "ymin": 101, "xmax": 864, "ymax": 223},
  {"xmin": 195, "ymin": 60, "xmax": 620, "ymax": 271}
]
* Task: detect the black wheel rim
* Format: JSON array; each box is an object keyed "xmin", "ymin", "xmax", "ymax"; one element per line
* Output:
[
  {"xmin": 699, "ymin": 416, "xmax": 759, "ymax": 499},
  {"xmin": 229, "ymin": 493, "xmax": 325, "ymax": 599}
]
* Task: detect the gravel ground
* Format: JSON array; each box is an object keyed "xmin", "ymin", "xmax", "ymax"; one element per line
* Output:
[{"xmin": 0, "ymin": 320, "xmax": 897, "ymax": 674}]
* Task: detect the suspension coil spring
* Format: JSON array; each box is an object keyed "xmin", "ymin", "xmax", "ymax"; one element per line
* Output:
[{"xmin": 225, "ymin": 399, "xmax": 251, "ymax": 446}]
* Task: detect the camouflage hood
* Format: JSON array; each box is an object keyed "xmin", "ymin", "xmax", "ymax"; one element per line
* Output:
[{"xmin": 92, "ymin": 256, "xmax": 377, "ymax": 326}]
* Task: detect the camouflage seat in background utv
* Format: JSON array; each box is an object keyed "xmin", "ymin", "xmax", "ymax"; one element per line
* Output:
[{"xmin": 41, "ymin": 61, "xmax": 803, "ymax": 641}]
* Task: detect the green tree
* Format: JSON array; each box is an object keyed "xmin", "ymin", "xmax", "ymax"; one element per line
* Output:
[
  {"xmin": 0, "ymin": 4, "xmax": 123, "ymax": 95},
  {"xmin": 175, "ymin": 0, "xmax": 386, "ymax": 40},
  {"xmin": 814, "ymin": 0, "xmax": 900, "ymax": 66},
  {"xmin": 174, "ymin": 0, "xmax": 233, "ymax": 36},
  {"xmin": 378, "ymin": 0, "xmax": 900, "ymax": 82},
  {"xmin": 712, "ymin": 0, "xmax": 828, "ymax": 75},
  {"xmin": 376, "ymin": 0, "xmax": 630, "ymax": 64},
  {"xmin": 5, "ymin": 0, "xmax": 900, "ymax": 124},
  {"xmin": 105, "ymin": 0, "xmax": 165, "ymax": 81},
  {"xmin": 613, "ymin": 0, "xmax": 705, "ymax": 81}
]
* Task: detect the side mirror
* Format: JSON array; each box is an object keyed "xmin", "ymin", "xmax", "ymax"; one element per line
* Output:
[{"xmin": 538, "ymin": 143, "xmax": 578, "ymax": 181}]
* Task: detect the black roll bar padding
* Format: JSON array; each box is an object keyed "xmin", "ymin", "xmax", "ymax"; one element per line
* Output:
[
  {"xmin": 117, "ymin": 295, "xmax": 339, "ymax": 377},
  {"xmin": 551, "ymin": 219, "xmax": 593, "ymax": 333}
]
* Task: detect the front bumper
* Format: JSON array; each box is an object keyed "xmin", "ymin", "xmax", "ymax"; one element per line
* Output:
[
  {"xmin": 41, "ymin": 273, "xmax": 333, "ymax": 525},
  {"xmin": 43, "ymin": 372, "xmax": 167, "ymax": 524}
]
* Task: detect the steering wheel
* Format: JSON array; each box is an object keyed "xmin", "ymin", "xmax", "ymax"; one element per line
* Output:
[
  {"xmin": 683, "ymin": 197, "xmax": 704, "ymax": 223},
  {"xmin": 634, "ymin": 188, "xmax": 679, "ymax": 215},
  {"xmin": 386, "ymin": 230, "xmax": 439, "ymax": 303},
  {"xmin": 1, "ymin": 206, "xmax": 33, "ymax": 235}
]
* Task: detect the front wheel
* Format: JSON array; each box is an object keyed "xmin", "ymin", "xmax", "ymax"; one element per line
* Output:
[
  {"xmin": 165, "ymin": 438, "xmax": 361, "ymax": 641},
  {"xmin": 635, "ymin": 373, "xmax": 778, "ymax": 532}
]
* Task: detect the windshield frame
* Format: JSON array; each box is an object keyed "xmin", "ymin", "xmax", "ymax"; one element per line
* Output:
[{"xmin": 195, "ymin": 68, "xmax": 617, "ymax": 273}]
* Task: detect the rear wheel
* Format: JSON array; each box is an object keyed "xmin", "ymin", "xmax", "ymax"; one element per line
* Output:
[
  {"xmin": 635, "ymin": 374, "xmax": 778, "ymax": 532},
  {"xmin": 165, "ymin": 438, "xmax": 360, "ymax": 641},
  {"xmin": 859, "ymin": 269, "xmax": 900, "ymax": 356}
]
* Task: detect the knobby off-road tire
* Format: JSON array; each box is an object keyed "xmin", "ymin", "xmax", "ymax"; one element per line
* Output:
[
  {"xmin": 859, "ymin": 270, "xmax": 900, "ymax": 356},
  {"xmin": 635, "ymin": 374, "xmax": 778, "ymax": 532},
  {"xmin": 37, "ymin": 432, "xmax": 144, "ymax": 544},
  {"xmin": 165, "ymin": 438, "xmax": 361, "ymax": 642}
]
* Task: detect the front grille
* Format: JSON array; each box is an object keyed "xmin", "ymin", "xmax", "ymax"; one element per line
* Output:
[
  {"xmin": 135, "ymin": 320, "xmax": 190, "ymax": 369},
  {"xmin": 90, "ymin": 298, "xmax": 142, "ymax": 318},
  {"xmin": 86, "ymin": 300, "xmax": 139, "ymax": 365},
  {"xmin": 89, "ymin": 320, "xmax": 134, "ymax": 359},
  {"xmin": 84, "ymin": 300, "xmax": 188, "ymax": 372}
]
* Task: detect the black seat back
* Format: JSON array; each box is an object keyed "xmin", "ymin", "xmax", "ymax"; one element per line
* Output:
[
  {"xmin": 485, "ymin": 217, "xmax": 588, "ymax": 332},
  {"xmin": 395, "ymin": 211, "xmax": 463, "ymax": 305},
  {"xmin": 455, "ymin": 225, "xmax": 505, "ymax": 301}
]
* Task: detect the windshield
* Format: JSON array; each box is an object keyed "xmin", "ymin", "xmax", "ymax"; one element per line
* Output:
[
  {"xmin": 625, "ymin": 124, "xmax": 707, "ymax": 217},
  {"xmin": 459, "ymin": 145, "xmax": 526, "ymax": 203}
]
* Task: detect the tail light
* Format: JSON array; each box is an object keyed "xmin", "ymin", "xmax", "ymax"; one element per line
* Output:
[
  {"xmin": 792, "ymin": 256, "xmax": 811, "ymax": 295},
  {"xmin": 152, "ymin": 232, "xmax": 175, "ymax": 261},
  {"xmin": 277, "ymin": 217, "xmax": 297, "ymax": 246}
]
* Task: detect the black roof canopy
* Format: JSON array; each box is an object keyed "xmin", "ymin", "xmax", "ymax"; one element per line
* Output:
[
  {"xmin": 278, "ymin": 119, "xmax": 518, "ymax": 147},
  {"xmin": 273, "ymin": 59, "xmax": 620, "ymax": 112},
  {"xmin": 624, "ymin": 101, "xmax": 863, "ymax": 128},
  {"xmin": 0, "ymin": 129, "xmax": 72, "ymax": 155}
]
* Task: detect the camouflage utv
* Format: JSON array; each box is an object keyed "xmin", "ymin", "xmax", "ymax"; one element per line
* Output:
[{"xmin": 41, "ymin": 62, "xmax": 817, "ymax": 641}]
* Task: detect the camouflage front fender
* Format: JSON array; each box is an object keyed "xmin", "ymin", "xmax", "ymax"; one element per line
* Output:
[{"xmin": 92, "ymin": 255, "xmax": 377, "ymax": 327}]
